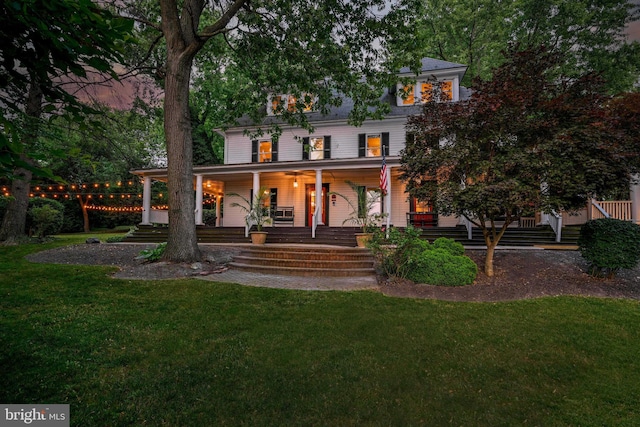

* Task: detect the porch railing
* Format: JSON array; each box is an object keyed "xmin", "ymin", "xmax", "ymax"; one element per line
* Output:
[
  {"xmin": 591, "ymin": 200, "xmax": 632, "ymax": 221},
  {"xmin": 462, "ymin": 216, "xmax": 473, "ymax": 240},
  {"xmin": 244, "ymin": 214, "xmax": 257, "ymax": 238},
  {"xmin": 311, "ymin": 204, "xmax": 320, "ymax": 239},
  {"xmin": 549, "ymin": 211, "xmax": 563, "ymax": 243}
]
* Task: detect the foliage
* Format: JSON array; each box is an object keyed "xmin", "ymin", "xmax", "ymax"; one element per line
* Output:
[
  {"xmin": 369, "ymin": 226, "xmax": 429, "ymax": 278},
  {"xmin": 330, "ymin": 181, "xmax": 386, "ymax": 233},
  {"xmin": 402, "ymin": 46, "xmax": 640, "ymax": 276},
  {"xmin": 407, "ymin": 249, "xmax": 478, "ymax": 287},
  {"xmin": 203, "ymin": 209, "xmax": 217, "ymax": 226},
  {"xmin": 398, "ymin": 0, "xmax": 640, "ymax": 92},
  {"xmin": 137, "ymin": 242, "xmax": 167, "ymax": 263},
  {"xmin": 228, "ymin": 188, "xmax": 273, "ymax": 232},
  {"xmin": 370, "ymin": 227, "xmax": 477, "ymax": 286},
  {"xmin": 2, "ymin": 240, "xmax": 640, "ymax": 425},
  {"xmin": 0, "ymin": 0, "xmax": 135, "ymax": 178},
  {"xmin": 105, "ymin": 226, "xmax": 137, "ymax": 243},
  {"xmin": 578, "ymin": 219, "xmax": 640, "ymax": 278},
  {"xmin": 28, "ymin": 205, "xmax": 63, "ymax": 238}
]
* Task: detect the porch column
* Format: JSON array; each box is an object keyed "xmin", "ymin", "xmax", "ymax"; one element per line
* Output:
[
  {"xmin": 215, "ymin": 195, "xmax": 222, "ymax": 226},
  {"xmin": 385, "ymin": 166, "xmax": 391, "ymax": 230},
  {"xmin": 315, "ymin": 168, "xmax": 324, "ymax": 225},
  {"xmin": 141, "ymin": 177, "xmax": 151, "ymax": 225},
  {"xmin": 631, "ymin": 174, "xmax": 640, "ymax": 225},
  {"xmin": 195, "ymin": 174, "xmax": 204, "ymax": 225}
]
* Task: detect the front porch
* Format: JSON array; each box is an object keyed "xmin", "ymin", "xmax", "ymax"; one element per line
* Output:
[{"xmin": 123, "ymin": 224, "xmax": 582, "ymax": 247}]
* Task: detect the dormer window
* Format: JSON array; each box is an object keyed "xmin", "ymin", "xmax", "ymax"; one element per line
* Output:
[
  {"xmin": 269, "ymin": 94, "xmax": 314, "ymax": 115},
  {"xmin": 398, "ymin": 80, "xmax": 455, "ymax": 105}
]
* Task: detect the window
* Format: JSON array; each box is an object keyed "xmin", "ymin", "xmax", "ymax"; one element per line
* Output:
[
  {"xmin": 302, "ymin": 136, "xmax": 331, "ymax": 160},
  {"xmin": 259, "ymin": 140, "xmax": 272, "ymax": 163},
  {"xmin": 358, "ymin": 133, "xmax": 389, "ymax": 158},
  {"xmin": 400, "ymin": 84, "xmax": 415, "ymax": 105},
  {"xmin": 252, "ymin": 138, "xmax": 278, "ymax": 163},
  {"xmin": 270, "ymin": 94, "xmax": 314, "ymax": 115},
  {"xmin": 421, "ymin": 81, "xmax": 452, "ymax": 103}
]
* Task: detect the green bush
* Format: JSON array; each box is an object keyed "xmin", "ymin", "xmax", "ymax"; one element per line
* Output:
[
  {"xmin": 203, "ymin": 209, "xmax": 217, "ymax": 226},
  {"xmin": 432, "ymin": 237, "xmax": 465, "ymax": 256},
  {"xmin": 369, "ymin": 226, "xmax": 429, "ymax": 278},
  {"xmin": 578, "ymin": 218, "xmax": 640, "ymax": 278},
  {"xmin": 29, "ymin": 204, "xmax": 64, "ymax": 238},
  {"xmin": 138, "ymin": 242, "xmax": 167, "ymax": 263},
  {"xmin": 408, "ymin": 249, "xmax": 478, "ymax": 286}
]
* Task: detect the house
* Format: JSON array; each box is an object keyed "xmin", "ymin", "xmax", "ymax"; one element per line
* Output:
[{"xmin": 131, "ymin": 57, "xmax": 640, "ymax": 239}]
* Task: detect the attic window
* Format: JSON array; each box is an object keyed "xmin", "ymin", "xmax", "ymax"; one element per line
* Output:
[
  {"xmin": 269, "ymin": 94, "xmax": 314, "ymax": 115},
  {"xmin": 398, "ymin": 80, "xmax": 454, "ymax": 105}
]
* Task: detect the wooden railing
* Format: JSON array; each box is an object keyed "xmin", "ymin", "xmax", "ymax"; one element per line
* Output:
[{"xmin": 591, "ymin": 200, "xmax": 633, "ymax": 221}]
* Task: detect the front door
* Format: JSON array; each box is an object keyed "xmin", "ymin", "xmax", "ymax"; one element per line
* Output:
[{"xmin": 306, "ymin": 183, "xmax": 329, "ymax": 226}]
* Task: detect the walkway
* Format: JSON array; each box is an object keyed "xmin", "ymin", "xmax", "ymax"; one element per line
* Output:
[{"xmin": 199, "ymin": 268, "xmax": 379, "ymax": 291}]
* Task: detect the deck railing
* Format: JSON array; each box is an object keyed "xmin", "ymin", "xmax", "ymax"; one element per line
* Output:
[
  {"xmin": 591, "ymin": 200, "xmax": 633, "ymax": 221},
  {"xmin": 549, "ymin": 211, "xmax": 563, "ymax": 242}
]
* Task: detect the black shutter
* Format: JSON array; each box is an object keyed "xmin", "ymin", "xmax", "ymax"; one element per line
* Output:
[
  {"xmin": 358, "ymin": 133, "xmax": 366, "ymax": 157},
  {"xmin": 270, "ymin": 188, "xmax": 277, "ymax": 217},
  {"xmin": 406, "ymin": 132, "xmax": 415, "ymax": 146},
  {"xmin": 324, "ymin": 136, "xmax": 331, "ymax": 159},
  {"xmin": 271, "ymin": 138, "xmax": 278, "ymax": 162},
  {"xmin": 382, "ymin": 132, "xmax": 390, "ymax": 156},
  {"xmin": 251, "ymin": 140, "xmax": 258, "ymax": 163},
  {"xmin": 302, "ymin": 137, "xmax": 310, "ymax": 160},
  {"xmin": 410, "ymin": 197, "xmax": 416, "ymax": 212}
]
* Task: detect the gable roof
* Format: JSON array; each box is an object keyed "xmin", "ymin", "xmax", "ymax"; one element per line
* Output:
[{"xmin": 398, "ymin": 58, "xmax": 467, "ymax": 75}]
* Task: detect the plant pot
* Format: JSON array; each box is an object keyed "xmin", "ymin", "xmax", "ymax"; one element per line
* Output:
[
  {"xmin": 250, "ymin": 231, "xmax": 268, "ymax": 245},
  {"xmin": 355, "ymin": 233, "xmax": 372, "ymax": 248}
]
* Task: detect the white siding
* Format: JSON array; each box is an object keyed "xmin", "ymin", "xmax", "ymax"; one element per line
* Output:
[{"xmin": 224, "ymin": 118, "xmax": 408, "ymax": 165}]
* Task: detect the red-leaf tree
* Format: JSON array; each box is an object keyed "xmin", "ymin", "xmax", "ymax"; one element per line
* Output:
[{"xmin": 401, "ymin": 46, "xmax": 640, "ymax": 276}]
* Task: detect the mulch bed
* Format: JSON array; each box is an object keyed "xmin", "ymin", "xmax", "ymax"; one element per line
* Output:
[{"xmin": 26, "ymin": 243, "xmax": 640, "ymax": 302}]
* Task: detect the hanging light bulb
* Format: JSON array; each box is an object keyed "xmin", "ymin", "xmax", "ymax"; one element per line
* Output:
[{"xmin": 293, "ymin": 173, "xmax": 298, "ymax": 188}]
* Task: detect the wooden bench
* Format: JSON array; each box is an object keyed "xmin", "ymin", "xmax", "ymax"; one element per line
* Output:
[{"xmin": 274, "ymin": 206, "xmax": 295, "ymax": 226}]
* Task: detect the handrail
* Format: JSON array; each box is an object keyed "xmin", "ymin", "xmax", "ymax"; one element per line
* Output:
[
  {"xmin": 463, "ymin": 216, "xmax": 473, "ymax": 240},
  {"xmin": 311, "ymin": 204, "xmax": 320, "ymax": 238},
  {"xmin": 549, "ymin": 211, "xmax": 563, "ymax": 242},
  {"xmin": 244, "ymin": 214, "xmax": 257, "ymax": 238},
  {"xmin": 591, "ymin": 199, "xmax": 611, "ymax": 219}
]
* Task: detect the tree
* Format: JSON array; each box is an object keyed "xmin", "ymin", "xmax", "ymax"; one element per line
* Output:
[
  {"xmin": 401, "ymin": 46, "xmax": 640, "ymax": 277},
  {"xmin": 400, "ymin": 0, "xmax": 640, "ymax": 91},
  {"xmin": 119, "ymin": 0, "xmax": 416, "ymax": 262},
  {"xmin": 0, "ymin": 0, "xmax": 133, "ymax": 242}
]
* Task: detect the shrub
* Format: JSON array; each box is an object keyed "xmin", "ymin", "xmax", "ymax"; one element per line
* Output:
[
  {"xmin": 369, "ymin": 226, "xmax": 429, "ymax": 278},
  {"xmin": 432, "ymin": 237, "xmax": 465, "ymax": 256},
  {"xmin": 28, "ymin": 204, "xmax": 64, "ymax": 238},
  {"xmin": 578, "ymin": 218, "xmax": 640, "ymax": 278},
  {"xmin": 408, "ymin": 249, "xmax": 478, "ymax": 286},
  {"xmin": 137, "ymin": 242, "xmax": 167, "ymax": 263}
]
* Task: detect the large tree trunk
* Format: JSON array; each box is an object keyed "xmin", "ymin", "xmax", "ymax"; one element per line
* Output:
[
  {"xmin": 160, "ymin": 0, "xmax": 202, "ymax": 262},
  {"xmin": 79, "ymin": 196, "xmax": 90, "ymax": 233},
  {"xmin": 0, "ymin": 82, "xmax": 43, "ymax": 243}
]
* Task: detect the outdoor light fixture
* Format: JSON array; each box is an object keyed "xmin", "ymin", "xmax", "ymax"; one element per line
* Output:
[{"xmin": 293, "ymin": 173, "xmax": 298, "ymax": 188}]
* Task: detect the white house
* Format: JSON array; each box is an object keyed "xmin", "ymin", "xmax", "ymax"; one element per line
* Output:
[{"xmin": 131, "ymin": 57, "xmax": 640, "ymax": 237}]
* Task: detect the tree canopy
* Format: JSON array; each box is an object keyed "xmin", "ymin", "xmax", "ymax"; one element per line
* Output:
[
  {"xmin": 401, "ymin": 46, "xmax": 640, "ymax": 276},
  {"xmin": 397, "ymin": 0, "xmax": 640, "ymax": 92}
]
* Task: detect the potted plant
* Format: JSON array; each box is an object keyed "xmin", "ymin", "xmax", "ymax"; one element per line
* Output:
[
  {"xmin": 228, "ymin": 188, "xmax": 273, "ymax": 244},
  {"xmin": 330, "ymin": 181, "xmax": 387, "ymax": 248}
]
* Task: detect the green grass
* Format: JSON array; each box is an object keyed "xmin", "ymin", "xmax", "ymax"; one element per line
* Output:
[{"xmin": 1, "ymin": 235, "xmax": 640, "ymax": 426}]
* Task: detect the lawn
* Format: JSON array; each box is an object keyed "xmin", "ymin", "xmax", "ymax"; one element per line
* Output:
[{"xmin": 1, "ymin": 235, "xmax": 639, "ymax": 426}]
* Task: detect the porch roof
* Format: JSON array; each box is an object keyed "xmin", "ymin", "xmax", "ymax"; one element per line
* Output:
[{"xmin": 131, "ymin": 156, "xmax": 402, "ymax": 182}]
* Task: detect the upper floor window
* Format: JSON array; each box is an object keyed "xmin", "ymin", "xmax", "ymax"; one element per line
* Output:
[
  {"xmin": 269, "ymin": 94, "xmax": 314, "ymax": 115},
  {"xmin": 358, "ymin": 132, "xmax": 389, "ymax": 158},
  {"xmin": 252, "ymin": 138, "xmax": 278, "ymax": 163},
  {"xmin": 398, "ymin": 80, "xmax": 453, "ymax": 105},
  {"xmin": 302, "ymin": 136, "xmax": 331, "ymax": 160}
]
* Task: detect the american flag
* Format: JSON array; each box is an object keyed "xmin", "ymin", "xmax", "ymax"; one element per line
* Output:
[{"xmin": 380, "ymin": 152, "xmax": 388, "ymax": 195}]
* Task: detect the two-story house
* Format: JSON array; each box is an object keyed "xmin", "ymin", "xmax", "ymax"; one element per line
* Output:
[
  {"xmin": 133, "ymin": 58, "xmax": 470, "ymax": 235},
  {"xmin": 131, "ymin": 57, "xmax": 640, "ymax": 239}
]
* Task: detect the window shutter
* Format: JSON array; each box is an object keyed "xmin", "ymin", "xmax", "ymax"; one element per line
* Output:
[
  {"xmin": 251, "ymin": 140, "xmax": 258, "ymax": 163},
  {"xmin": 406, "ymin": 132, "xmax": 415, "ymax": 146},
  {"xmin": 410, "ymin": 197, "xmax": 416, "ymax": 212},
  {"xmin": 302, "ymin": 137, "xmax": 310, "ymax": 160},
  {"xmin": 324, "ymin": 136, "xmax": 331, "ymax": 159},
  {"xmin": 271, "ymin": 138, "xmax": 278, "ymax": 162},
  {"xmin": 382, "ymin": 132, "xmax": 390, "ymax": 156},
  {"xmin": 270, "ymin": 188, "xmax": 277, "ymax": 217},
  {"xmin": 358, "ymin": 134, "xmax": 366, "ymax": 157}
]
